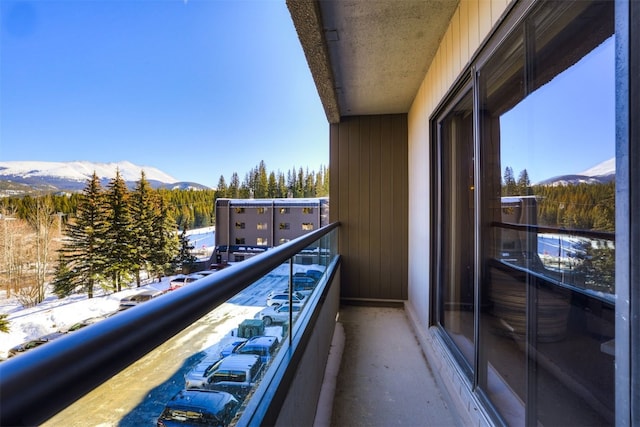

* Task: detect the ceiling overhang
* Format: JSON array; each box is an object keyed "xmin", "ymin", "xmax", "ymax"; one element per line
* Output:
[{"xmin": 287, "ymin": 0, "xmax": 459, "ymax": 123}]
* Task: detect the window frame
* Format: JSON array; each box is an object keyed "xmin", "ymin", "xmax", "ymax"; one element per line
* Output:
[{"xmin": 430, "ymin": 0, "xmax": 624, "ymax": 424}]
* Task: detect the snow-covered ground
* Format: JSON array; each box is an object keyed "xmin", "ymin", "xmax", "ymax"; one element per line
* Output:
[
  {"xmin": 0, "ymin": 228, "xmax": 211, "ymax": 358},
  {"xmin": 0, "ymin": 227, "xmax": 275, "ymax": 360},
  {"xmin": 0, "ymin": 276, "xmax": 168, "ymax": 359},
  {"xmin": 0, "ymin": 226, "xmax": 323, "ymax": 361}
]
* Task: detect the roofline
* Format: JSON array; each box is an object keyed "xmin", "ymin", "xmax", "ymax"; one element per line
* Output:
[{"xmin": 286, "ymin": 0, "xmax": 341, "ymax": 123}]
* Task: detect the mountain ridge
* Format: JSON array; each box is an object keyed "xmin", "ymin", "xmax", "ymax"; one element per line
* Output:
[
  {"xmin": 0, "ymin": 160, "xmax": 211, "ymax": 195},
  {"xmin": 535, "ymin": 157, "xmax": 615, "ymax": 186}
]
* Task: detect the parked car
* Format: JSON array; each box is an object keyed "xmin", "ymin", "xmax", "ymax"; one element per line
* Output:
[
  {"xmin": 184, "ymin": 353, "xmax": 224, "ymax": 390},
  {"xmin": 218, "ymin": 338, "xmax": 248, "ymax": 359},
  {"xmin": 169, "ymin": 274, "xmax": 204, "ymax": 291},
  {"xmin": 201, "ymin": 354, "xmax": 264, "ymax": 401},
  {"xmin": 193, "ymin": 270, "xmax": 217, "ymax": 277},
  {"xmin": 304, "ymin": 269, "xmax": 324, "ymax": 281},
  {"xmin": 62, "ymin": 315, "xmax": 106, "ymax": 333},
  {"xmin": 119, "ymin": 289, "xmax": 164, "ymax": 309},
  {"xmin": 228, "ymin": 336, "xmax": 279, "ymax": 363},
  {"xmin": 256, "ymin": 303, "xmax": 303, "ymax": 326},
  {"xmin": 156, "ymin": 389, "xmax": 239, "ymax": 427},
  {"xmin": 7, "ymin": 331, "xmax": 66, "ymax": 358},
  {"xmin": 292, "ymin": 275, "xmax": 316, "ymax": 293},
  {"xmin": 266, "ymin": 290, "xmax": 306, "ymax": 307}
]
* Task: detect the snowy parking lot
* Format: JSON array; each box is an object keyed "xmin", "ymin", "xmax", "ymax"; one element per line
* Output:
[{"xmin": 1, "ymin": 255, "xmax": 323, "ymax": 425}]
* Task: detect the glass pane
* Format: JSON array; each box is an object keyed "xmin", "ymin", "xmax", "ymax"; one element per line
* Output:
[
  {"xmin": 438, "ymin": 90, "xmax": 475, "ymax": 371},
  {"xmin": 479, "ymin": 1, "xmax": 615, "ymax": 425},
  {"xmin": 478, "ymin": 28, "xmax": 527, "ymax": 426}
]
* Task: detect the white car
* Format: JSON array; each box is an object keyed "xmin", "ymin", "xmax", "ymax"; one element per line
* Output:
[
  {"xmin": 257, "ymin": 303, "xmax": 303, "ymax": 326},
  {"xmin": 169, "ymin": 274, "xmax": 205, "ymax": 291},
  {"xmin": 119, "ymin": 289, "xmax": 164, "ymax": 309},
  {"xmin": 184, "ymin": 353, "xmax": 223, "ymax": 390},
  {"xmin": 266, "ymin": 290, "xmax": 306, "ymax": 307}
]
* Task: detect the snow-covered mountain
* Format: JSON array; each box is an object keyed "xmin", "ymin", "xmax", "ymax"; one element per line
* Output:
[
  {"xmin": 0, "ymin": 160, "xmax": 210, "ymax": 195},
  {"xmin": 536, "ymin": 157, "xmax": 615, "ymax": 186}
]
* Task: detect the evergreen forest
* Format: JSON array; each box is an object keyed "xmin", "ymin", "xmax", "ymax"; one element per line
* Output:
[
  {"xmin": 502, "ymin": 166, "xmax": 615, "ymax": 232},
  {"xmin": 0, "ymin": 161, "xmax": 329, "ymax": 230},
  {"xmin": 0, "ymin": 162, "xmax": 328, "ymax": 303}
]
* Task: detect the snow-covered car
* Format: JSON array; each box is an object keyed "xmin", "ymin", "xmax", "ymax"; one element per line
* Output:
[
  {"xmin": 169, "ymin": 274, "xmax": 204, "ymax": 291},
  {"xmin": 156, "ymin": 389, "xmax": 239, "ymax": 427},
  {"xmin": 119, "ymin": 289, "xmax": 164, "ymax": 309},
  {"xmin": 229, "ymin": 336, "xmax": 280, "ymax": 363},
  {"xmin": 61, "ymin": 315, "xmax": 107, "ymax": 333},
  {"xmin": 203, "ymin": 354, "xmax": 264, "ymax": 401},
  {"xmin": 256, "ymin": 303, "xmax": 303, "ymax": 326},
  {"xmin": 292, "ymin": 275, "xmax": 316, "ymax": 294},
  {"xmin": 218, "ymin": 338, "xmax": 248, "ymax": 359},
  {"xmin": 266, "ymin": 290, "xmax": 306, "ymax": 307},
  {"xmin": 184, "ymin": 353, "xmax": 224, "ymax": 390},
  {"xmin": 7, "ymin": 331, "xmax": 66, "ymax": 358},
  {"xmin": 303, "ymin": 269, "xmax": 324, "ymax": 281}
]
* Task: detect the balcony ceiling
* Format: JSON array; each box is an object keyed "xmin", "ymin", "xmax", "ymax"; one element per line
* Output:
[{"xmin": 287, "ymin": 0, "xmax": 459, "ymax": 123}]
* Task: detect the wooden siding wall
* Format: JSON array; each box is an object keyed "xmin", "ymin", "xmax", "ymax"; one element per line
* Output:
[
  {"xmin": 407, "ymin": 0, "xmax": 511, "ymax": 327},
  {"xmin": 330, "ymin": 114, "xmax": 408, "ymax": 300}
]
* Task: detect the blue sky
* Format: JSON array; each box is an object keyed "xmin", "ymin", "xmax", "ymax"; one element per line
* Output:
[
  {"xmin": 0, "ymin": 0, "xmax": 329, "ymax": 187},
  {"xmin": 500, "ymin": 35, "xmax": 615, "ymax": 184}
]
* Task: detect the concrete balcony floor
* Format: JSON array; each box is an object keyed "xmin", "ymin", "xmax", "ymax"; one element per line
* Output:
[{"xmin": 326, "ymin": 304, "xmax": 461, "ymax": 427}]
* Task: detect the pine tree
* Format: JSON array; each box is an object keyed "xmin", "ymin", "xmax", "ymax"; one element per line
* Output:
[
  {"xmin": 216, "ymin": 175, "xmax": 228, "ymax": 199},
  {"xmin": 103, "ymin": 169, "xmax": 134, "ymax": 292},
  {"xmin": 229, "ymin": 173, "xmax": 240, "ymax": 198},
  {"xmin": 304, "ymin": 168, "xmax": 315, "ymax": 197},
  {"xmin": 51, "ymin": 253, "xmax": 77, "ymax": 298},
  {"xmin": 256, "ymin": 161, "xmax": 269, "ymax": 198},
  {"xmin": 130, "ymin": 171, "xmax": 156, "ymax": 286},
  {"xmin": 176, "ymin": 229, "xmax": 197, "ymax": 273},
  {"xmin": 503, "ymin": 166, "xmax": 517, "ymax": 196},
  {"xmin": 295, "ymin": 167, "xmax": 305, "ymax": 197},
  {"xmin": 53, "ymin": 172, "xmax": 108, "ymax": 298},
  {"xmin": 517, "ymin": 169, "xmax": 532, "ymax": 195},
  {"xmin": 267, "ymin": 172, "xmax": 278, "ymax": 198},
  {"xmin": 0, "ymin": 313, "xmax": 9, "ymax": 333},
  {"xmin": 149, "ymin": 195, "xmax": 180, "ymax": 280}
]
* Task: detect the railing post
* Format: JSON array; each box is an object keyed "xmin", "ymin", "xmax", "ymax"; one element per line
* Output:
[{"xmin": 289, "ymin": 257, "xmax": 293, "ymax": 345}]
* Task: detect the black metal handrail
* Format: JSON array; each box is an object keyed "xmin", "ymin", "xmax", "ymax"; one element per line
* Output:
[
  {"xmin": 491, "ymin": 221, "xmax": 615, "ymax": 241},
  {"xmin": 0, "ymin": 222, "xmax": 340, "ymax": 426}
]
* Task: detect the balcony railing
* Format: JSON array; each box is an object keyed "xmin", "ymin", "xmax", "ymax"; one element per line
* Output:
[
  {"xmin": 493, "ymin": 221, "xmax": 615, "ymax": 303},
  {"xmin": 0, "ymin": 222, "xmax": 340, "ymax": 426}
]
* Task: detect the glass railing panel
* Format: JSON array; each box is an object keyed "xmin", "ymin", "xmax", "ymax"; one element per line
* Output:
[
  {"xmin": 485, "ymin": 221, "xmax": 615, "ymax": 425},
  {"xmin": 0, "ymin": 224, "xmax": 337, "ymax": 426},
  {"xmin": 26, "ymin": 226, "xmax": 340, "ymax": 427}
]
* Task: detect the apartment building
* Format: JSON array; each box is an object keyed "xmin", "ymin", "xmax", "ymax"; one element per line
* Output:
[{"xmin": 214, "ymin": 197, "xmax": 329, "ymax": 261}]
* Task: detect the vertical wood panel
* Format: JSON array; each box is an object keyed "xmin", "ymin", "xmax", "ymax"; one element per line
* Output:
[
  {"xmin": 491, "ymin": 0, "xmax": 508, "ymax": 25},
  {"xmin": 369, "ymin": 117, "xmax": 382, "ymax": 298},
  {"xmin": 451, "ymin": 8, "xmax": 462, "ymax": 79},
  {"xmin": 359, "ymin": 116, "xmax": 371, "ymax": 298},
  {"xmin": 379, "ymin": 115, "xmax": 393, "ymax": 298},
  {"xmin": 329, "ymin": 124, "xmax": 340, "ymax": 223},
  {"xmin": 478, "ymin": 0, "xmax": 492, "ymax": 43},
  {"xmin": 392, "ymin": 115, "xmax": 409, "ymax": 299},
  {"xmin": 468, "ymin": 0, "xmax": 480, "ymax": 55},
  {"xmin": 347, "ymin": 118, "xmax": 361, "ymax": 296},
  {"xmin": 435, "ymin": 44, "xmax": 443, "ymax": 103},
  {"xmin": 337, "ymin": 121, "xmax": 350, "ymax": 292},
  {"xmin": 332, "ymin": 114, "xmax": 408, "ymax": 300},
  {"xmin": 459, "ymin": 0, "xmax": 470, "ymax": 68}
]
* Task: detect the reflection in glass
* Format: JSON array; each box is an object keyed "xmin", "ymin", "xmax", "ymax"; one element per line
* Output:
[
  {"xmin": 438, "ymin": 90, "xmax": 475, "ymax": 372},
  {"xmin": 479, "ymin": 1, "xmax": 615, "ymax": 425}
]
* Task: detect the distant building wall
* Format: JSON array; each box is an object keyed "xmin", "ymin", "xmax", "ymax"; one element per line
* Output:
[{"xmin": 215, "ymin": 198, "xmax": 329, "ymax": 262}]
